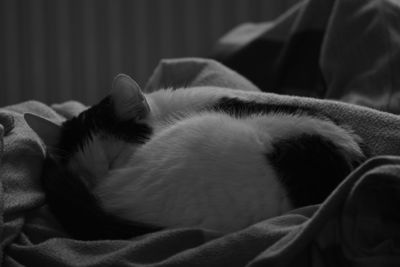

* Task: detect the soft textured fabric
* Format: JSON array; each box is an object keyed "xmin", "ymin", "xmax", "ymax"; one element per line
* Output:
[
  {"xmin": 213, "ymin": 0, "xmax": 400, "ymax": 114},
  {"xmin": 2, "ymin": 0, "xmax": 400, "ymax": 266}
]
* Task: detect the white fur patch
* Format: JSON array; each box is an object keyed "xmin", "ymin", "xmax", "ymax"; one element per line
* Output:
[
  {"xmin": 68, "ymin": 134, "xmax": 137, "ymax": 188},
  {"xmin": 68, "ymin": 135, "xmax": 109, "ymax": 188},
  {"xmin": 146, "ymin": 87, "xmax": 238, "ymax": 123}
]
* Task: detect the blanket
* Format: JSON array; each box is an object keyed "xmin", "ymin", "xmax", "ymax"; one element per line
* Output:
[
  {"xmin": 213, "ymin": 0, "xmax": 400, "ymax": 114},
  {"xmin": 2, "ymin": 0, "xmax": 400, "ymax": 266}
]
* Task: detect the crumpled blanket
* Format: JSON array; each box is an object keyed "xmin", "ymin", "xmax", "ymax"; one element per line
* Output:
[
  {"xmin": 2, "ymin": 0, "xmax": 400, "ymax": 266},
  {"xmin": 213, "ymin": 0, "xmax": 400, "ymax": 114}
]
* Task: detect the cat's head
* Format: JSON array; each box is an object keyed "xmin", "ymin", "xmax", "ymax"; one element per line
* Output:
[{"xmin": 25, "ymin": 74, "xmax": 152, "ymax": 187}]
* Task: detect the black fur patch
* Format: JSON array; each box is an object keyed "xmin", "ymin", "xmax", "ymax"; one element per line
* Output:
[
  {"xmin": 58, "ymin": 96, "xmax": 152, "ymax": 160},
  {"xmin": 213, "ymin": 96, "xmax": 367, "ymax": 206},
  {"xmin": 43, "ymin": 153, "xmax": 162, "ymax": 240},
  {"xmin": 212, "ymin": 97, "xmax": 332, "ymax": 122},
  {"xmin": 266, "ymin": 134, "xmax": 363, "ymax": 207}
]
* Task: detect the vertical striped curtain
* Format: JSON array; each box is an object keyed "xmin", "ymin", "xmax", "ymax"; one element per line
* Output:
[{"xmin": 0, "ymin": 0, "xmax": 298, "ymax": 106}]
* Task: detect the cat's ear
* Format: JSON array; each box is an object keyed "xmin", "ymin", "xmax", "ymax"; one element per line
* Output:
[
  {"xmin": 24, "ymin": 113, "xmax": 61, "ymax": 147},
  {"xmin": 111, "ymin": 74, "xmax": 150, "ymax": 120}
]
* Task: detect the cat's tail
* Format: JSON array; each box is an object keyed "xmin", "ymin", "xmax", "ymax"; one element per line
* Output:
[{"xmin": 41, "ymin": 152, "xmax": 162, "ymax": 240}]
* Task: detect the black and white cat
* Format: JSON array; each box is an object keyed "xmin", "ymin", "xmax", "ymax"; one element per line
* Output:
[{"xmin": 25, "ymin": 74, "xmax": 367, "ymax": 240}]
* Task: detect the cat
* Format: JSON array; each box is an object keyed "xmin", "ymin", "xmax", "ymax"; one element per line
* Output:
[{"xmin": 25, "ymin": 74, "xmax": 367, "ymax": 240}]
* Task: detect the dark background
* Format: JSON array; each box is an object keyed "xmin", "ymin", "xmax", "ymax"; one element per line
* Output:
[{"xmin": 0, "ymin": 0, "xmax": 298, "ymax": 106}]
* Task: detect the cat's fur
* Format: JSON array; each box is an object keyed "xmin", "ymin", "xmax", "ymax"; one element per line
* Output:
[{"xmin": 25, "ymin": 74, "xmax": 367, "ymax": 240}]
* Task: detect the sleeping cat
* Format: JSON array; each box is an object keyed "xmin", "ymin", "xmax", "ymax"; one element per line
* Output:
[{"xmin": 25, "ymin": 74, "xmax": 367, "ymax": 240}]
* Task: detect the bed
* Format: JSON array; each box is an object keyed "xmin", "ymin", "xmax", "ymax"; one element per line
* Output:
[{"xmin": 2, "ymin": 0, "xmax": 400, "ymax": 266}]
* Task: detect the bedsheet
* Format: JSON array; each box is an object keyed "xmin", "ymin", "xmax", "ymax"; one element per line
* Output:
[{"xmin": 2, "ymin": 0, "xmax": 400, "ymax": 266}]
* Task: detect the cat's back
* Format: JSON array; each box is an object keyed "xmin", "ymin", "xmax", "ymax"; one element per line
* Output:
[{"xmin": 96, "ymin": 112, "xmax": 291, "ymax": 232}]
